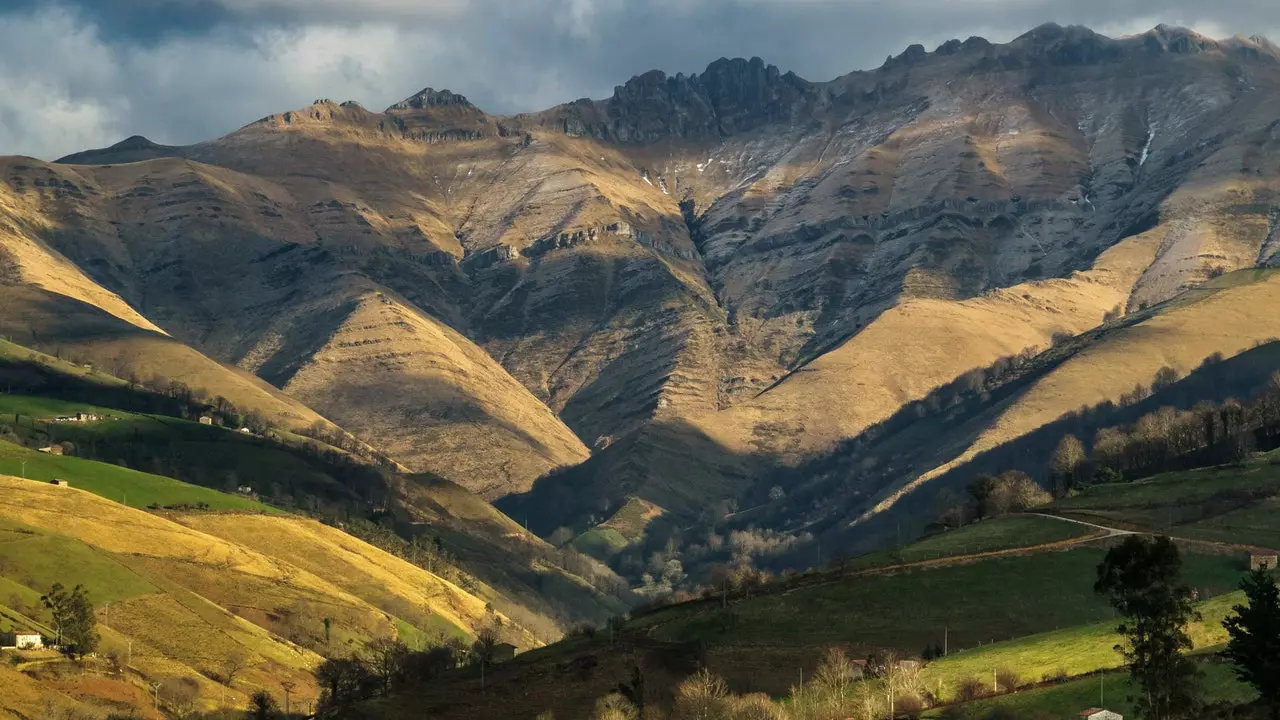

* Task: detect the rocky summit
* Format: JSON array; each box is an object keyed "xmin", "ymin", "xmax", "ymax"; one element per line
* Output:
[{"xmin": 5, "ymin": 22, "xmax": 1280, "ymax": 547}]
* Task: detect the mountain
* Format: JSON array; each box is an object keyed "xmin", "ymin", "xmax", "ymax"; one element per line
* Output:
[{"xmin": 6, "ymin": 22, "xmax": 1280, "ymax": 570}]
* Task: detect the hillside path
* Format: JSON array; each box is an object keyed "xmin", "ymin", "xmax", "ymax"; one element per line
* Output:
[{"xmin": 1020, "ymin": 512, "xmax": 1136, "ymax": 537}]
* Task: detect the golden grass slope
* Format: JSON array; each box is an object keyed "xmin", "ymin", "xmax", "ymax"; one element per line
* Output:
[
  {"xmin": 0, "ymin": 163, "xmax": 164, "ymax": 334},
  {"xmin": 175, "ymin": 512, "xmax": 540, "ymax": 649},
  {"xmin": 687, "ymin": 228, "xmax": 1163, "ymax": 461},
  {"xmin": 279, "ymin": 289, "xmax": 590, "ymax": 497},
  {"xmin": 863, "ymin": 267, "xmax": 1280, "ymax": 521},
  {"xmin": 0, "ymin": 474, "xmax": 537, "ymax": 714},
  {"xmin": 0, "ymin": 284, "xmax": 333, "ymax": 434}
]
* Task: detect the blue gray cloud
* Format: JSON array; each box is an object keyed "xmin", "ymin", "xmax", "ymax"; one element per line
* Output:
[{"xmin": 1, "ymin": 0, "xmax": 1279, "ymax": 159}]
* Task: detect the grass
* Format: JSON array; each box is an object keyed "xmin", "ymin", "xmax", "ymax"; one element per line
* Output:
[
  {"xmin": 0, "ymin": 394, "xmax": 123, "ymax": 421},
  {"xmin": 0, "ymin": 441, "xmax": 276, "ymax": 513},
  {"xmin": 644, "ymin": 546, "xmax": 1247, "ymax": 655},
  {"xmin": 918, "ymin": 591, "xmax": 1241, "ymax": 699},
  {"xmin": 846, "ymin": 515, "xmax": 1094, "ymax": 570},
  {"xmin": 1177, "ymin": 499, "xmax": 1280, "ymax": 550},
  {"xmin": 925, "ymin": 662, "xmax": 1254, "ymax": 718},
  {"xmin": 573, "ymin": 526, "xmax": 630, "ymax": 559},
  {"xmin": 0, "ymin": 519, "xmax": 157, "ymax": 604},
  {"xmin": 574, "ymin": 497, "xmax": 665, "ymax": 560},
  {"xmin": 173, "ymin": 514, "xmax": 519, "ymax": 647}
]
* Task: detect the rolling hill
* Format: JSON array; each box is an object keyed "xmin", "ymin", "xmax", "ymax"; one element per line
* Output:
[
  {"xmin": 0, "ymin": 470, "xmax": 532, "ymax": 718},
  {"xmin": 361, "ymin": 459, "xmax": 1280, "ymax": 718}
]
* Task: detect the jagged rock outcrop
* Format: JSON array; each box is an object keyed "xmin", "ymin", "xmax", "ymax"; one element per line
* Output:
[{"xmin": 386, "ymin": 87, "xmax": 478, "ymax": 112}]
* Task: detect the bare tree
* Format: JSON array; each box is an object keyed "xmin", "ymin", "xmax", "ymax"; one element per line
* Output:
[
  {"xmin": 364, "ymin": 637, "xmax": 408, "ymax": 693},
  {"xmin": 160, "ymin": 677, "xmax": 200, "ymax": 718},
  {"xmin": 1049, "ymin": 434, "xmax": 1087, "ymax": 497},
  {"xmin": 221, "ymin": 650, "xmax": 249, "ymax": 689}
]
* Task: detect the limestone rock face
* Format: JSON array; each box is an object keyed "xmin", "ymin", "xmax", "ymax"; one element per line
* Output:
[{"xmin": 11, "ymin": 24, "xmax": 1280, "ymax": 529}]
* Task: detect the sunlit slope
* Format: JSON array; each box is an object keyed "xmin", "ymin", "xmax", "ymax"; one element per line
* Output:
[
  {"xmin": 175, "ymin": 512, "xmax": 541, "ymax": 649},
  {"xmin": 0, "ymin": 473, "xmax": 539, "ymax": 701},
  {"xmin": 278, "ymin": 290, "xmax": 590, "ymax": 498},
  {"xmin": 866, "ymin": 268, "xmax": 1280, "ymax": 520},
  {"xmin": 0, "ymin": 284, "xmax": 333, "ymax": 433}
]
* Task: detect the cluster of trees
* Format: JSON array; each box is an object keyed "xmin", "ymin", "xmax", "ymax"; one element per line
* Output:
[
  {"xmin": 1049, "ymin": 368, "xmax": 1280, "ymax": 495},
  {"xmin": 315, "ymin": 630, "xmax": 505, "ymax": 714},
  {"xmin": 935, "ymin": 470, "xmax": 1052, "ymax": 529},
  {"xmin": 40, "ymin": 583, "xmax": 99, "ymax": 660},
  {"xmin": 578, "ymin": 648, "xmax": 928, "ymax": 720},
  {"xmin": 336, "ymin": 517, "xmax": 481, "ymax": 595},
  {"xmin": 1092, "ymin": 535, "xmax": 1280, "ymax": 719}
]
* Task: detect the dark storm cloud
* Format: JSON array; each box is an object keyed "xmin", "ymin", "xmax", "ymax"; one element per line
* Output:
[{"xmin": 3, "ymin": 0, "xmax": 1280, "ymax": 159}]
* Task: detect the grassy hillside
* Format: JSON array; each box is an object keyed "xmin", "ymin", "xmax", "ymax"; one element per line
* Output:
[
  {"xmin": 924, "ymin": 663, "xmax": 1253, "ymax": 719},
  {"xmin": 0, "ymin": 440, "xmax": 276, "ymax": 512},
  {"xmin": 573, "ymin": 497, "xmax": 665, "ymax": 560},
  {"xmin": 1052, "ymin": 452, "xmax": 1280, "ymax": 544},
  {"xmin": 0, "ymin": 338, "xmax": 624, "ymax": 639},
  {"xmin": 399, "ymin": 474, "xmax": 631, "ymax": 639},
  {"xmin": 0, "ymin": 472, "xmax": 536, "ymax": 717},
  {"xmin": 0, "ymin": 288, "xmax": 335, "ymax": 435},
  {"xmin": 853, "ymin": 268, "xmax": 1280, "ymax": 534}
]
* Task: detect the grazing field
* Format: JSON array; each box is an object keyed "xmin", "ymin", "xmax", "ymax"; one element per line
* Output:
[
  {"xmin": 924, "ymin": 663, "xmax": 1254, "ymax": 718},
  {"xmin": 1175, "ymin": 499, "xmax": 1280, "ymax": 550},
  {"xmin": 846, "ymin": 514, "xmax": 1096, "ymax": 570},
  {"xmin": 0, "ymin": 441, "xmax": 276, "ymax": 512},
  {"xmin": 1053, "ymin": 455, "xmax": 1280, "ymax": 532},
  {"xmin": 0, "ymin": 517, "xmax": 157, "ymax": 603},
  {"xmin": 644, "ymin": 546, "xmax": 1246, "ymax": 654},
  {"xmin": 0, "ymin": 473, "xmax": 535, "ymax": 715},
  {"xmin": 573, "ymin": 497, "xmax": 665, "ymax": 560},
  {"xmin": 918, "ymin": 591, "xmax": 1239, "ymax": 699},
  {"xmin": 175, "ymin": 513, "xmax": 532, "ymax": 647}
]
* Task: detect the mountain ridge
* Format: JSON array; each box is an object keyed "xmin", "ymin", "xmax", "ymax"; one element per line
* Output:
[{"xmin": 11, "ymin": 20, "xmax": 1280, "ymax": 587}]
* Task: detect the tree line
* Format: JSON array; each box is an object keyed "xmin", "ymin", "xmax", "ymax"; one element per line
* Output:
[{"xmin": 1048, "ymin": 367, "xmax": 1280, "ymax": 496}]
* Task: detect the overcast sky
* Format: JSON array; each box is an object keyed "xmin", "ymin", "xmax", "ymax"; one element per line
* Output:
[{"xmin": 2, "ymin": 0, "xmax": 1279, "ymax": 159}]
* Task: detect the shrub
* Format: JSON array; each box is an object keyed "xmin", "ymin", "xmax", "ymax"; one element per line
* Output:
[
  {"xmin": 729, "ymin": 693, "xmax": 788, "ymax": 720},
  {"xmin": 954, "ymin": 676, "xmax": 988, "ymax": 702},
  {"xmin": 995, "ymin": 668, "xmax": 1020, "ymax": 693},
  {"xmin": 673, "ymin": 668, "xmax": 731, "ymax": 720},
  {"xmin": 896, "ymin": 694, "xmax": 925, "ymax": 719},
  {"xmin": 592, "ymin": 693, "xmax": 639, "ymax": 720}
]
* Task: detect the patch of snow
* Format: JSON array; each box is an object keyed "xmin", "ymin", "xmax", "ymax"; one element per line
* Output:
[
  {"xmin": 642, "ymin": 175, "xmax": 653, "ymax": 186},
  {"xmin": 1139, "ymin": 126, "xmax": 1157, "ymax": 168}
]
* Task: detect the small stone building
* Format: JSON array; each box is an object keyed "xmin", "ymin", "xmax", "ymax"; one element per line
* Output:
[
  {"xmin": 198, "ymin": 415, "xmax": 214, "ymax": 426},
  {"xmin": 50, "ymin": 479, "xmax": 70, "ymax": 487},
  {"xmin": 1251, "ymin": 552, "xmax": 1279, "ymax": 571},
  {"xmin": 37, "ymin": 446, "xmax": 63, "ymax": 456},
  {"xmin": 492, "ymin": 642, "xmax": 518, "ymax": 663},
  {"xmin": 1080, "ymin": 709, "xmax": 1123, "ymax": 720}
]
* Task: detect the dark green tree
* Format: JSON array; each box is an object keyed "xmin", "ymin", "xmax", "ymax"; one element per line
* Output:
[
  {"xmin": 1223, "ymin": 567, "xmax": 1280, "ymax": 716},
  {"xmin": 41, "ymin": 583, "xmax": 99, "ymax": 660},
  {"xmin": 1095, "ymin": 536, "xmax": 1202, "ymax": 719},
  {"xmin": 249, "ymin": 690, "xmax": 278, "ymax": 720}
]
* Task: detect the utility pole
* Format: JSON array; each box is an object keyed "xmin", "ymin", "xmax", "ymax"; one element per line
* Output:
[
  {"xmin": 282, "ymin": 681, "xmax": 296, "ymax": 715},
  {"xmin": 19, "ymin": 459, "xmax": 26, "ymax": 479},
  {"xmin": 1101, "ymin": 672, "xmax": 1105, "ymax": 706},
  {"xmin": 944, "ymin": 627, "xmax": 948, "ymax": 657}
]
